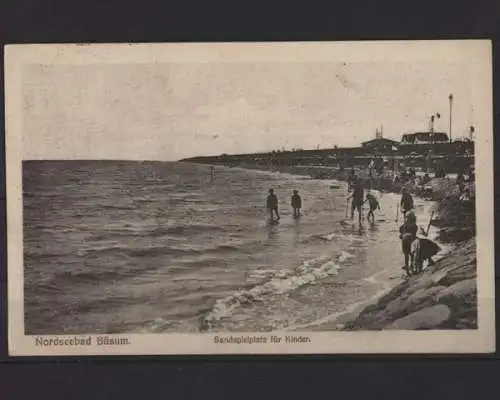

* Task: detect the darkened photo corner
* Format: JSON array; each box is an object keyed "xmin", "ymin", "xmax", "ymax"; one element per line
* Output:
[{"xmin": 18, "ymin": 45, "xmax": 484, "ymax": 340}]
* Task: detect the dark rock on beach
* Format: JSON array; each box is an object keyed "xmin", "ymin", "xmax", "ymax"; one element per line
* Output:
[
  {"xmin": 342, "ymin": 238, "xmax": 477, "ymax": 330},
  {"xmin": 387, "ymin": 304, "xmax": 451, "ymax": 330}
]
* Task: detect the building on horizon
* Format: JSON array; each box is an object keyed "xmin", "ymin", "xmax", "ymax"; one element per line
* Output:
[
  {"xmin": 361, "ymin": 137, "xmax": 400, "ymax": 152},
  {"xmin": 400, "ymin": 131, "xmax": 449, "ymax": 146}
]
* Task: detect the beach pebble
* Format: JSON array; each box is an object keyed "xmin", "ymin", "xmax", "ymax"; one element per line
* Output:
[
  {"xmin": 437, "ymin": 263, "xmax": 476, "ymax": 287},
  {"xmin": 426, "ymin": 269, "xmax": 450, "ymax": 285},
  {"xmin": 404, "ymin": 268, "xmax": 451, "ymax": 295},
  {"xmin": 382, "ymin": 285, "xmax": 443, "ymax": 321},
  {"xmin": 384, "ymin": 295, "xmax": 411, "ymax": 318},
  {"xmin": 386, "ymin": 304, "xmax": 451, "ymax": 330},
  {"xmin": 454, "ymin": 315, "xmax": 477, "ymax": 329},
  {"xmin": 403, "ymin": 285, "xmax": 445, "ymax": 312},
  {"xmin": 436, "ymin": 278, "xmax": 476, "ymax": 307},
  {"xmin": 404, "ymin": 276, "xmax": 437, "ymax": 295}
]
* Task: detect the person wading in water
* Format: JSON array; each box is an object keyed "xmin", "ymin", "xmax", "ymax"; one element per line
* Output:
[
  {"xmin": 400, "ymin": 187, "xmax": 414, "ymax": 218},
  {"xmin": 347, "ymin": 168, "xmax": 357, "ymax": 192},
  {"xmin": 291, "ymin": 190, "xmax": 302, "ymax": 218},
  {"xmin": 266, "ymin": 188, "xmax": 280, "ymax": 222},
  {"xmin": 347, "ymin": 178, "xmax": 364, "ymax": 226},
  {"xmin": 364, "ymin": 190, "xmax": 380, "ymax": 224}
]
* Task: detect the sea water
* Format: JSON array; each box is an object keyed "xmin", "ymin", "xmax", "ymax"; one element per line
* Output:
[{"xmin": 23, "ymin": 160, "xmax": 441, "ymax": 334}]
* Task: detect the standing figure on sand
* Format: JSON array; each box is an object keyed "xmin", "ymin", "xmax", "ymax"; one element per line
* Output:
[
  {"xmin": 400, "ymin": 187, "xmax": 414, "ymax": 218},
  {"xmin": 411, "ymin": 227, "xmax": 441, "ymax": 273},
  {"xmin": 399, "ymin": 211, "xmax": 441, "ymax": 276},
  {"xmin": 347, "ymin": 177, "xmax": 364, "ymax": 226},
  {"xmin": 266, "ymin": 188, "xmax": 280, "ymax": 222},
  {"xmin": 291, "ymin": 190, "xmax": 302, "ymax": 218},
  {"xmin": 364, "ymin": 190, "xmax": 380, "ymax": 224},
  {"xmin": 347, "ymin": 168, "xmax": 357, "ymax": 192},
  {"xmin": 399, "ymin": 211, "xmax": 418, "ymax": 274}
]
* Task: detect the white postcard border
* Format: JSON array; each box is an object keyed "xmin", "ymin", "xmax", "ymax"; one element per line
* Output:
[{"xmin": 4, "ymin": 41, "xmax": 495, "ymax": 356}]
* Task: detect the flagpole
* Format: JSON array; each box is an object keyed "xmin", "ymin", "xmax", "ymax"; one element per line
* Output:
[{"xmin": 448, "ymin": 93, "xmax": 453, "ymax": 143}]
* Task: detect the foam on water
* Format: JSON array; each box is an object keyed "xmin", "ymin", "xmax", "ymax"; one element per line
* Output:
[
  {"xmin": 307, "ymin": 231, "xmax": 364, "ymax": 243},
  {"xmin": 201, "ymin": 251, "xmax": 355, "ymax": 329},
  {"xmin": 284, "ymin": 285, "xmax": 391, "ymax": 332},
  {"xmin": 320, "ymin": 233, "xmax": 338, "ymax": 241}
]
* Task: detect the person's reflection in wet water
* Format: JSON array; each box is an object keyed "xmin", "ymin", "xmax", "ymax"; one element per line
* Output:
[
  {"xmin": 293, "ymin": 216, "xmax": 302, "ymax": 245},
  {"xmin": 368, "ymin": 219, "xmax": 379, "ymax": 233},
  {"xmin": 267, "ymin": 223, "xmax": 280, "ymax": 241},
  {"xmin": 351, "ymin": 224, "xmax": 365, "ymax": 236}
]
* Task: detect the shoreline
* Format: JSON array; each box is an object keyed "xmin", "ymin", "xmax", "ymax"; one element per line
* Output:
[{"xmin": 186, "ymin": 160, "xmax": 477, "ymax": 330}]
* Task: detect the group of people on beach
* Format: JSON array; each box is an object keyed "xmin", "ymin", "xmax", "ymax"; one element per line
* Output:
[
  {"xmin": 351, "ymin": 169, "xmax": 441, "ymax": 276},
  {"xmin": 398, "ymin": 205, "xmax": 441, "ymax": 276},
  {"xmin": 393, "ymin": 185, "xmax": 442, "ymax": 276},
  {"xmin": 266, "ymin": 188, "xmax": 302, "ymax": 221},
  {"xmin": 456, "ymin": 166, "xmax": 475, "ymax": 202},
  {"xmin": 350, "ymin": 167, "xmax": 447, "ymax": 276},
  {"xmin": 266, "ymin": 172, "xmax": 382, "ymax": 227},
  {"xmin": 266, "ymin": 176, "xmax": 380, "ymax": 226},
  {"xmin": 346, "ymin": 176, "xmax": 380, "ymax": 225},
  {"xmin": 263, "ymin": 164, "xmax": 442, "ymax": 277},
  {"xmin": 267, "ymin": 177, "xmax": 439, "ymax": 276}
]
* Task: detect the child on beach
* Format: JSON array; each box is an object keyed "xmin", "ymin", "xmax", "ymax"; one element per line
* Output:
[
  {"xmin": 347, "ymin": 168, "xmax": 357, "ymax": 192},
  {"xmin": 291, "ymin": 190, "xmax": 302, "ymax": 218},
  {"xmin": 411, "ymin": 228, "xmax": 441, "ymax": 273},
  {"xmin": 267, "ymin": 188, "xmax": 280, "ymax": 221},
  {"xmin": 399, "ymin": 211, "xmax": 418, "ymax": 274},
  {"xmin": 347, "ymin": 178, "xmax": 364, "ymax": 226},
  {"xmin": 400, "ymin": 187, "xmax": 414, "ymax": 218},
  {"xmin": 364, "ymin": 191, "xmax": 380, "ymax": 223}
]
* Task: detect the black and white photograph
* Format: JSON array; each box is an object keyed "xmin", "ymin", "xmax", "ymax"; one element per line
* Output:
[{"xmin": 5, "ymin": 41, "xmax": 494, "ymax": 355}]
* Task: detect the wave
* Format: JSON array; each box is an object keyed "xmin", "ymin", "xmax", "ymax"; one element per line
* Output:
[
  {"xmin": 150, "ymin": 224, "xmax": 226, "ymax": 237},
  {"xmin": 24, "ymin": 251, "xmax": 69, "ymax": 260},
  {"xmin": 303, "ymin": 231, "xmax": 365, "ymax": 244},
  {"xmin": 52, "ymin": 268, "xmax": 132, "ymax": 284},
  {"xmin": 50, "ymin": 252, "xmax": 232, "ymax": 284},
  {"xmin": 200, "ymin": 251, "xmax": 355, "ymax": 331},
  {"xmin": 127, "ymin": 244, "xmax": 240, "ymax": 258},
  {"xmin": 101, "ymin": 204, "xmax": 137, "ymax": 211},
  {"xmin": 91, "ymin": 223, "xmax": 228, "ymax": 241},
  {"xmin": 77, "ymin": 241, "xmax": 243, "ymax": 260}
]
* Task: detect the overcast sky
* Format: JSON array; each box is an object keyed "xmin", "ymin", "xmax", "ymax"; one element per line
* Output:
[{"xmin": 22, "ymin": 58, "xmax": 482, "ymax": 161}]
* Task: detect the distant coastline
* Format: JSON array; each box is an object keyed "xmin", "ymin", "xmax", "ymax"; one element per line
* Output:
[{"xmin": 182, "ymin": 135, "xmax": 474, "ymax": 174}]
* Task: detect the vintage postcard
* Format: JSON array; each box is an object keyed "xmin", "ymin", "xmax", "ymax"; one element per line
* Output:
[{"xmin": 5, "ymin": 41, "xmax": 495, "ymax": 356}]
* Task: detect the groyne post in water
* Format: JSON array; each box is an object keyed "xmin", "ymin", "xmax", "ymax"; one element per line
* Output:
[{"xmin": 210, "ymin": 166, "xmax": 215, "ymax": 183}]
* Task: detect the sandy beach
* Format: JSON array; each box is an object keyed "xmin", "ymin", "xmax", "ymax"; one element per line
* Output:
[{"xmin": 187, "ymin": 161, "xmax": 477, "ymax": 330}]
